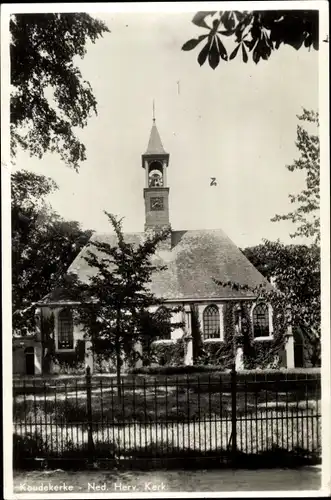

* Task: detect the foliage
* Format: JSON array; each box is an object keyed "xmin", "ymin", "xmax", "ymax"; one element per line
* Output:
[
  {"xmin": 195, "ymin": 341, "xmax": 232, "ymax": 368},
  {"xmin": 12, "ymin": 170, "xmax": 92, "ymax": 335},
  {"xmin": 243, "ymin": 329, "xmax": 283, "ymax": 370},
  {"xmin": 190, "ymin": 304, "xmax": 204, "ymax": 363},
  {"xmin": 213, "ymin": 283, "xmax": 288, "ymax": 368},
  {"xmin": 93, "ymin": 357, "xmax": 116, "ymax": 374},
  {"xmin": 10, "ymin": 13, "xmax": 110, "ymax": 170},
  {"xmin": 64, "ymin": 212, "xmax": 184, "ymax": 388},
  {"xmin": 242, "ymin": 110, "xmax": 321, "ymax": 365},
  {"xmin": 189, "ymin": 303, "xmax": 236, "ymax": 368},
  {"xmin": 187, "ymin": 300, "xmax": 284, "ymax": 369},
  {"xmin": 40, "ymin": 312, "xmax": 55, "ymax": 373},
  {"xmin": 13, "ymin": 433, "xmax": 49, "ymax": 467},
  {"xmin": 139, "ymin": 306, "xmax": 177, "ymax": 363},
  {"xmin": 242, "ymin": 240, "xmax": 321, "ymax": 366},
  {"xmin": 149, "ymin": 338, "xmax": 185, "ymax": 366},
  {"xmin": 182, "ymin": 11, "xmax": 318, "ymax": 69},
  {"xmin": 194, "ymin": 301, "xmax": 284, "ymax": 369},
  {"xmin": 272, "ymin": 109, "xmax": 320, "ymax": 244},
  {"xmin": 49, "ymin": 339, "xmax": 86, "ymax": 374},
  {"xmin": 129, "ymin": 365, "xmax": 224, "ymax": 375}
]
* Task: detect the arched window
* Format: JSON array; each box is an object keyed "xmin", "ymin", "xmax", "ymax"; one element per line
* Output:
[
  {"xmin": 148, "ymin": 161, "xmax": 164, "ymax": 187},
  {"xmin": 252, "ymin": 303, "xmax": 270, "ymax": 338},
  {"xmin": 203, "ymin": 305, "xmax": 220, "ymax": 340},
  {"xmin": 154, "ymin": 306, "xmax": 171, "ymax": 340},
  {"xmin": 58, "ymin": 309, "xmax": 74, "ymax": 349}
]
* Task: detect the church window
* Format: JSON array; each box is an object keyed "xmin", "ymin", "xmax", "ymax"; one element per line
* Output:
[
  {"xmin": 58, "ymin": 309, "xmax": 74, "ymax": 349},
  {"xmin": 154, "ymin": 306, "xmax": 171, "ymax": 340},
  {"xmin": 203, "ymin": 305, "xmax": 220, "ymax": 339},
  {"xmin": 252, "ymin": 303, "xmax": 270, "ymax": 338}
]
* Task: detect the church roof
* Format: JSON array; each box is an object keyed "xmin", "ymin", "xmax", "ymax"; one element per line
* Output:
[
  {"xmin": 38, "ymin": 229, "xmax": 273, "ymax": 304},
  {"xmin": 144, "ymin": 122, "xmax": 167, "ymax": 155}
]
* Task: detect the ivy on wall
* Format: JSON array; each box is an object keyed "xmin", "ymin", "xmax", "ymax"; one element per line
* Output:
[
  {"xmin": 190, "ymin": 300, "xmax": 287, "ymax": 369},
  {"xmin": 190, "ymin": 304, "xmax": 203, "ymax": 363},
  {"xmin": 50, "ymin": 339, "xmax": 86, "ymax": 374},
  {"xmin": 38, "ymin": 297, "xmax": 288, "ymax": 373},
  {"xmin": 241, "ymin": 301, "xmax": 286, "ymax": 369},
  {"xmin": 149, "ymin": 338, "xmax": 185, "ymax": 366},
  {"xmin": 195, "ymin": 341, "xmax": 232, "ymax": 369}
]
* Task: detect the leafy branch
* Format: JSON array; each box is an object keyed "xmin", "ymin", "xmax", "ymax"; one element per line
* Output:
[
  {"xmin": 182, "ymin": 11, "xmax": 318, "ymax": 69},
  {"xmin": 271, "ymin": 109, "xmax": 320, "ymax": 243},
  {"xmin": 10, "ymin": 13, "xmax": 110, "ymax": 170}
]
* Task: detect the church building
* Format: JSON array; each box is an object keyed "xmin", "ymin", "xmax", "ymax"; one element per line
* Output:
[{"xmin": 13, "ymin": 119, "xmax": 296, "ymax": 375}]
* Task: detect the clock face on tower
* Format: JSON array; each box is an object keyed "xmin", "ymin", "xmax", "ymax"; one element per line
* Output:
[{"xmin": 150, "ymin": 197, "xmax": 164, "ymax": 211}]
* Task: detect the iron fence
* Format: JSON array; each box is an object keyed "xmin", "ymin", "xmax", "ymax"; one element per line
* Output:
[{"xmin": 13, "ymin": 369, "xmax": 321, "ymax": 468}]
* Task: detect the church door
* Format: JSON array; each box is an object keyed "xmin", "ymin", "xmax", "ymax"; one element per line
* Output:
[{"xmin": 25, "ymin": 347, "xmax": 35, "ymax": 375}]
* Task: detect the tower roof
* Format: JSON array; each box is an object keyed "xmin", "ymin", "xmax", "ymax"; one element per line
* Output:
[{"xmin": 145, "ymin": 121, "xmax": 167, "ymax": 155}]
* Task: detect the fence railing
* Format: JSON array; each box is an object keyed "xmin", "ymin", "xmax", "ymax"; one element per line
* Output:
[{"xmin": 13, "ymin": 368, "xmax": 321, "ymax": 468}]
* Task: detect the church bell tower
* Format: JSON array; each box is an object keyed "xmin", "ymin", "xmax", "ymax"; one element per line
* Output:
[{"xmin": 142, "ymin": 116, "xmax": 171, "ymax": 235}]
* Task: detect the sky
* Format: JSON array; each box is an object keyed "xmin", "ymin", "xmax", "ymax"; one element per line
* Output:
[{"xmin": 12, "ymin": 10, "xmax": 319, "ymax": 248}]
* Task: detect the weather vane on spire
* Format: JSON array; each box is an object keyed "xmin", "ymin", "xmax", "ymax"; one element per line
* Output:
[{"xmin": 153, "ymin": 99, "xmax": 156, "ymax": 122}]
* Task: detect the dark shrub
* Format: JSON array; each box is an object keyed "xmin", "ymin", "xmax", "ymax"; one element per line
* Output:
[{"xmin": 13, "ymin": 433, "xmax": 49, "ymax": 468}]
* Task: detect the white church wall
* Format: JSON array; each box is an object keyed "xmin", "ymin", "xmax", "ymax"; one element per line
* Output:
[{"xmin": 170, "ymin": 309, "xmax": 185, "ymax": 341}]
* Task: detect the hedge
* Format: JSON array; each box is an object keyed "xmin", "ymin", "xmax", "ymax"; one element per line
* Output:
[{"xmin": 129, "ymin": 364, "xmax": 321, "ymax": 379}]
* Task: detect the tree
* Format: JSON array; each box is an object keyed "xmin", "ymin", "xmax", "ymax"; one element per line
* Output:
[
  {"xmin": 190, "ymin": 304, "xmax": 204, "ymax": 364},
  {"xmin": 64, "ymin": 212, "xmax": 183, "ymax": 394},
  {"xmin": 271, "ymin": 109, "xmax": 320, "ymax": 244},
  {"xmin": 182, "ymin": 11, "xmax": 318, "ymax": 69},
  {"xmin": 10, "ymin": 13, "xmax": 110, "ymax": 170},
  {"xmin": 242, "ymin": 240, "xmax": 321, "ymax": 366},
  {"xmin": 12, "ymin": 170, "xmax": 92, "ymax": 334}
]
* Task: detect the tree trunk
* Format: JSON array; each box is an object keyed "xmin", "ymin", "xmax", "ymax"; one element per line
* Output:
[
  {"xmin": 115, "ymin": 309, "xmax": 122, "ymax": 398},
  {"xmin": 41, "ymin": 313, "xmax": 55, "ymax": 374},
  {"xmin": 190, "ymin": 304, "xmax": 203, "ymax": 364},
  {"xmin": 115, "ymin": 339, "xmax": 122, "ymax": 398}
]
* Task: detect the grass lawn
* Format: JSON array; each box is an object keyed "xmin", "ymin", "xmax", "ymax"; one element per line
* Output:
[
  {"xmin": 14, "ymin": 409, "xmax": 320, "ymax": 457},
  {"xmin": 13, "ymin": 377, "xmax": 321, "ymax": 465},
  {"xmin": 13, "ymin": 375, "xmax": 320, "ymax": 422}
]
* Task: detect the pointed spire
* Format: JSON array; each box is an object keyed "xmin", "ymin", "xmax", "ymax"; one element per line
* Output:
[{"xmin": 145, "ymin": 120, "xmax": 167, "ymax": 155}]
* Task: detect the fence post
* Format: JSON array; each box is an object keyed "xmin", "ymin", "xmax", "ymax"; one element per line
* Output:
[
  {"xmin": 86, "ymin": 366, "xmax": 95, "ymax": 464},
  {"xmin": 231, "ymin": 362, "xmax": 237, "ymax": 464}
]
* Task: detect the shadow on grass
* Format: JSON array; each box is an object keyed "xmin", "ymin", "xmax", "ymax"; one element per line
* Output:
[
  {"xmin": 14, "ymin": 433, "xmax": 320, "ymax": 471},
  {"xmin": 14, "ymin": 387, "xmax": 319, "ymax": 424}
]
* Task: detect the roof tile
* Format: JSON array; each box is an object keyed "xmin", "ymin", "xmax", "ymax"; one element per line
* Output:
[{"xmin": 44, "ymin": 229, "xmax": 274, "ymax": 304}]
